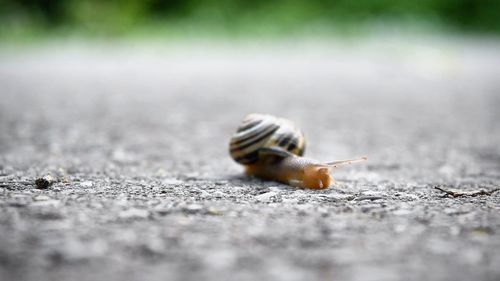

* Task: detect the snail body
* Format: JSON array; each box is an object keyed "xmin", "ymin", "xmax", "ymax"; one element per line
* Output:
[{"xmin": 229, "ymin": 113, "xmax": 366, "ymax": 189}]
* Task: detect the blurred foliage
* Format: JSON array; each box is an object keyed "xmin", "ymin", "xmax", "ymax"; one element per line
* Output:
[{"xmin": 1, "ymin": 0, "xmax": 500, "ymax": 39}]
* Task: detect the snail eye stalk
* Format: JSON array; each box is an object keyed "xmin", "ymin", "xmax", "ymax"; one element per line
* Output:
[{"xmin": 323, "ymin": 156, "xmax": 368, "ymax": 169}]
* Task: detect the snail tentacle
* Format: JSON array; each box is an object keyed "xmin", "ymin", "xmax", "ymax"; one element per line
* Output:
[{"xmin": 324, "ymin": 156, "xmax": 368, "ymax": 167}]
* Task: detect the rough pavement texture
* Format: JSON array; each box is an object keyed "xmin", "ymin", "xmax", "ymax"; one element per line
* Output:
[{"xmin": 1, "ymin": 37, "xmax": 500, "ymax": 281}]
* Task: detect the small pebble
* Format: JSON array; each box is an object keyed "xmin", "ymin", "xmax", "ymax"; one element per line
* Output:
[
  {"xmin": 212, "ymin": 191, "xmax": 226, "ymax": 198},
  {"xmin": 255, "ymin": 191, "xmax": 277, "ymax": 202},
  {"xmin": 33, "ymin": 195, "xmax": 51, "ymax": 201},
  {"xmin": 35, "ymin": 175, "xmax": 55, "ymax": 189},
  {"xmin": 183, "ymin": 204, "xmax": 204, "ymax": 214},
  {"xmin": 79, "ymin": 181, "xmax": 94, "ymax": 188},
  {"xmin": 207, "ymin": 207, "xmax": 223, "ymax": 216}
]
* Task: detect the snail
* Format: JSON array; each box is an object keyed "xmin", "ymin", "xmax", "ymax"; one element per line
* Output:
[{"xmin": 229, "ymin": 113, "xmax": 366, "ymax": 189}]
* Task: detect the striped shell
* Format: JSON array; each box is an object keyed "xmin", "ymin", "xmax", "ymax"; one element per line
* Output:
[{"xmin": 229, "ymin": 113, "xmax": 305, "ymax": 164}]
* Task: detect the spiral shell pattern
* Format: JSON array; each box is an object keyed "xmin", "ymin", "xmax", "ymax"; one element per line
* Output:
[{"xmin": 229, "ymin": 113, "xmax": 305, "ymax": 164}]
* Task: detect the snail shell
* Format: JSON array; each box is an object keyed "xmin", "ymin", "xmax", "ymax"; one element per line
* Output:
[{"xmin": 229, "ymin": 113, "xmax": 305, "ymax": 165}]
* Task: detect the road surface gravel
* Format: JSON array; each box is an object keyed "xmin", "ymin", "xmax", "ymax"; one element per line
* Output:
[{"xmin": 1, "ymin": 37, "xmax": 500, "ymax": 281}]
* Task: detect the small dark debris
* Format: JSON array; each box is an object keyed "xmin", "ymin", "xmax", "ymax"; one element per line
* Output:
[
  {"xmin": 434, "ymin": 185, "xmax": 500, "ymax": 197},
  {"xmin": 35, "ymin": 175, "xmax": 56, "ymax": 189}
]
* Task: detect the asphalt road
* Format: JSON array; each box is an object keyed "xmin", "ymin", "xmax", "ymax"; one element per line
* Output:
[{"xmin": 1, "ymin": 37, "xmax": 500, "ymax": 281}]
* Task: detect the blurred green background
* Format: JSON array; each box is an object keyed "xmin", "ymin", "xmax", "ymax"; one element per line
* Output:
[{"xmin": 1, "ymin": 0, "xmax": 500, "ymax": 40}]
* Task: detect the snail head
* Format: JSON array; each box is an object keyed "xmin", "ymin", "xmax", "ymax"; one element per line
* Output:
[
  {"xmin": 302, "ymin": 166, "xmax": 332, "ymax": 189},
  {"xmin": 300, "ymin": 156, "xmax": 368, "ymax": 189}
]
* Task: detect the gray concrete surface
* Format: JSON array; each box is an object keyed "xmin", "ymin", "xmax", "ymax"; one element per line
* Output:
[{"xmin": 1, "ymin": 37, "xmax": 500, "ymax": 281}]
